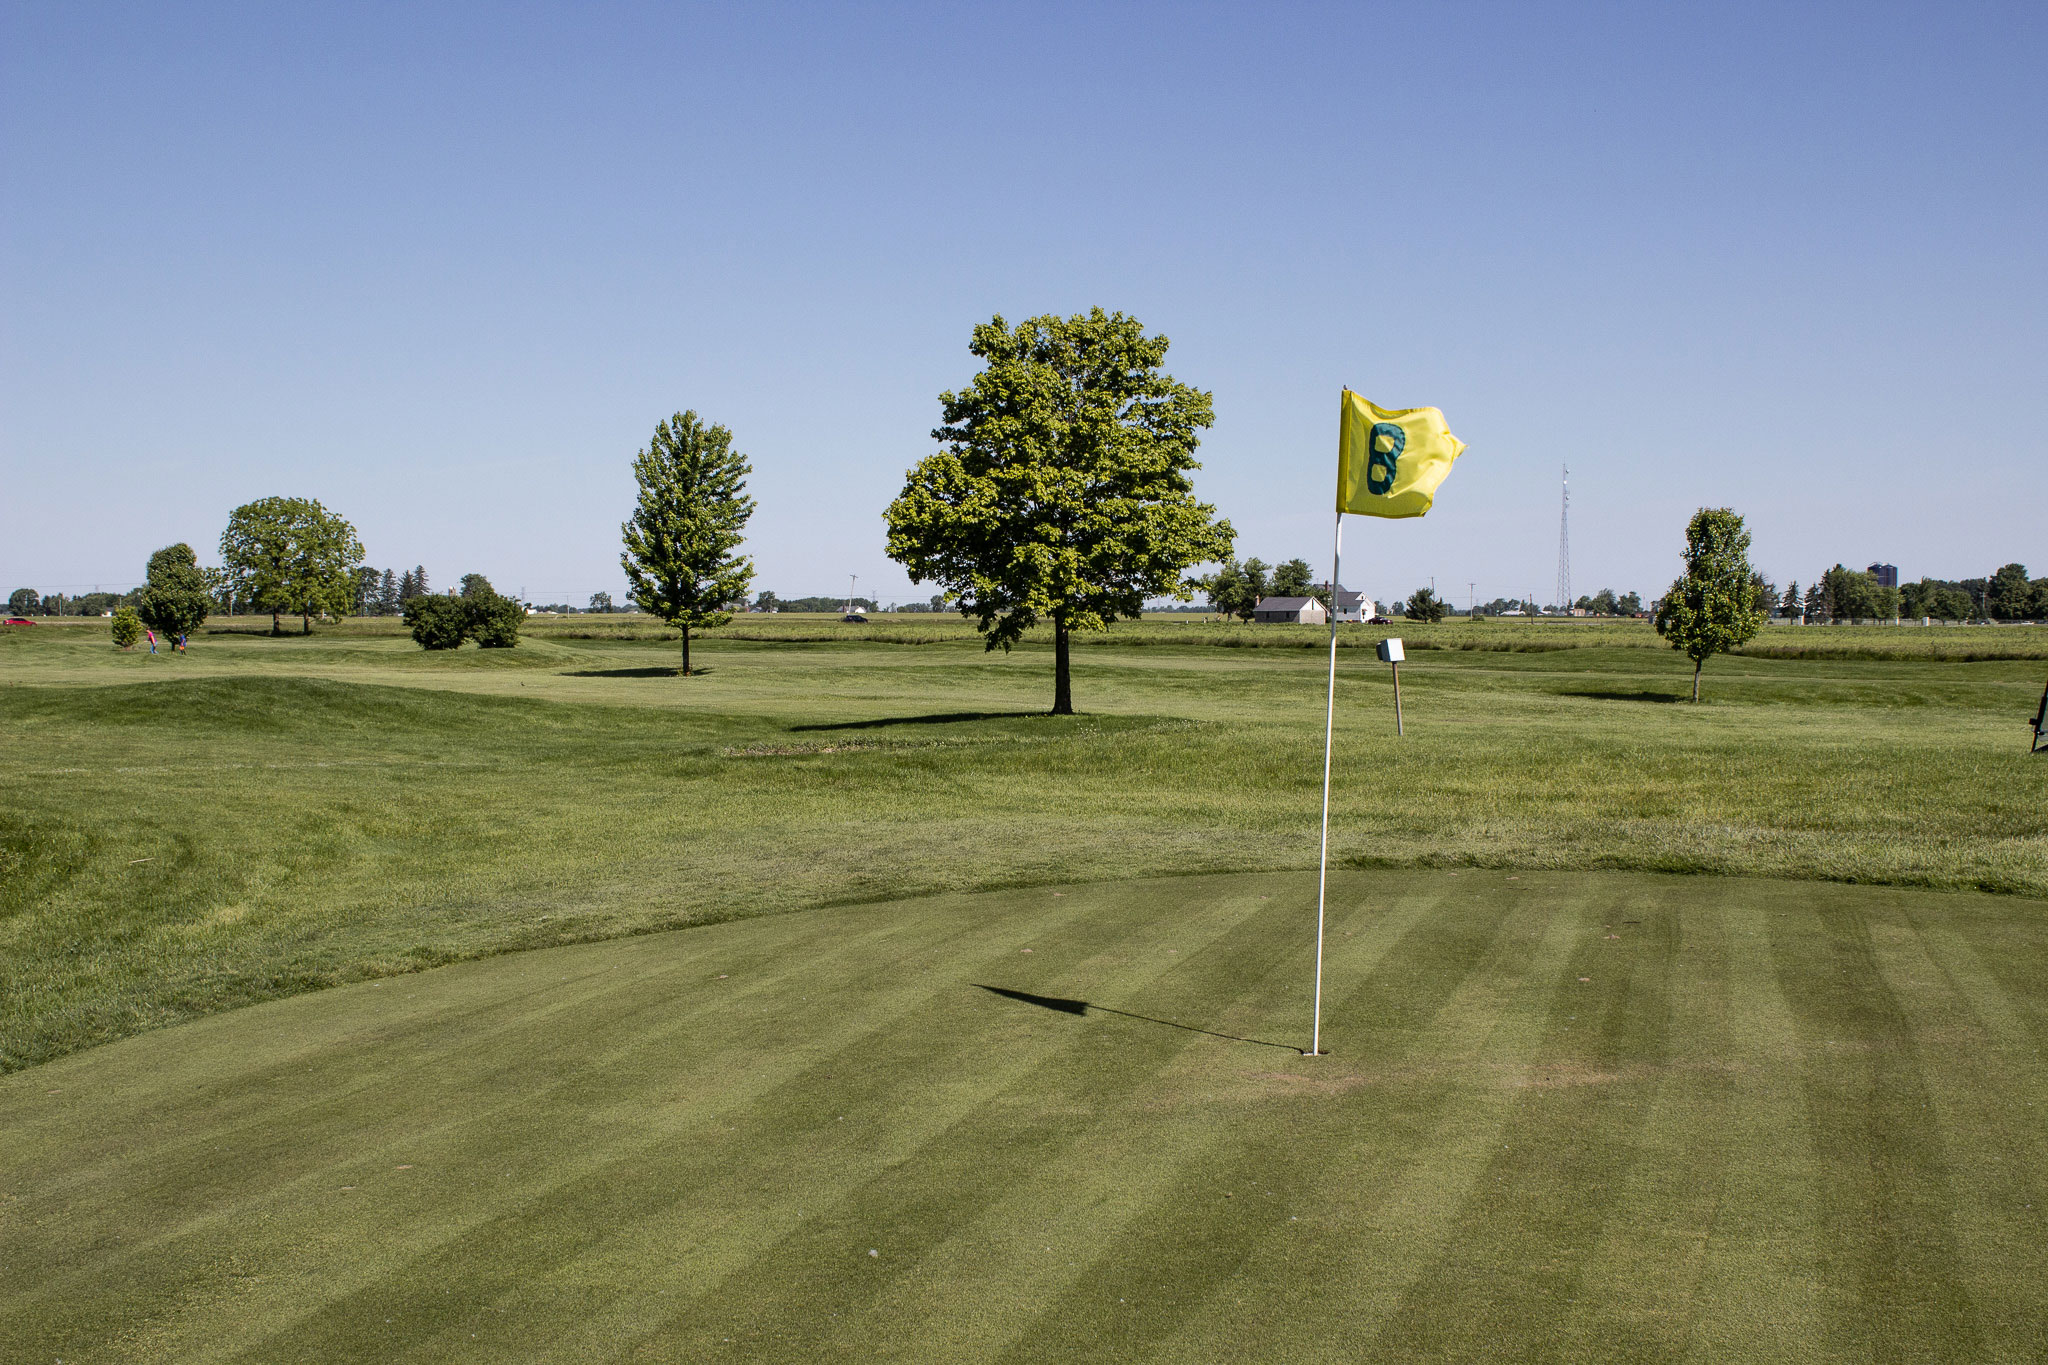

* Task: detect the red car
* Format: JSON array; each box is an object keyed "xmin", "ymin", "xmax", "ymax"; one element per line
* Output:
[{"xmin": 4, "ymin": 617, "xmax": 35, "ymax": 626}]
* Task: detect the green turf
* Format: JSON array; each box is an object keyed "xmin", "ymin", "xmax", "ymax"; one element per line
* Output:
[
  {"xmin": 3, "ymin": 619, "xmax": 2044, "ymax": 1070},
  {"xmin": 3, "ymin": 870, "xmax": 2043, "ymax": 1363}
]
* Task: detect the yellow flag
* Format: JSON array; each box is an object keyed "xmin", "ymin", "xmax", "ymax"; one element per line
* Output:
[{"xmin": 1336, "ymin": 390, "xmax": 1465, "ymax": 518}]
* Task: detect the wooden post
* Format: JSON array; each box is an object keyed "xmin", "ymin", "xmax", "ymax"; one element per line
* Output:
[{"xmin": 1377, "ymin": 636, "xmax": 1406, "ymax": 736}]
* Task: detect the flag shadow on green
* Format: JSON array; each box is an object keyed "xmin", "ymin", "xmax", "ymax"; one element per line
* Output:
[{"xmin": 975, "ymin": 984, "xmax": 1299, "ymax": 1051}]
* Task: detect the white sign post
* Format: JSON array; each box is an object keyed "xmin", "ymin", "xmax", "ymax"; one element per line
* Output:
[{"xmin": 1377, "ymin": 637, "xmax": 1405, "ymax": 736}]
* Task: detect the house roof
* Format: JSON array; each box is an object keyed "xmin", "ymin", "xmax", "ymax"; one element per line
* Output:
[{"xmin": 1254, "ymin": 596, "xmax": 1323, "ymax": 611}]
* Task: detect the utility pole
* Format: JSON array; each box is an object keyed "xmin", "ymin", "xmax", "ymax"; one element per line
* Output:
[
  {"xmin": 846, "ymin": 573, "xmax": 858, "ymax": 615},
  {"xmin": 1469, "ymin": 582, "xmax": 1476, "ymax": 616}
]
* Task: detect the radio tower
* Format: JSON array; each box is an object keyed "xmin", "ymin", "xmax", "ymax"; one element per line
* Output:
[{"xmin": 1555, "ymin": 465, "xmax": 1571, "ymax": 612}]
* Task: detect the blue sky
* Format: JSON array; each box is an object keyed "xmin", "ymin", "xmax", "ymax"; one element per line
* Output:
[{"xmin": 3, "ymin": 2, "xmax": 2042, "ymax": 608}]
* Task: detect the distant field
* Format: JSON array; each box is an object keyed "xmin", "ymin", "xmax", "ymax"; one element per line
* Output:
[
  {"xmin": 4, "ymin": 870, "xmax": 2043, "ymax": 1362},
  {"xmin": 511, "ymin": 610, "xmax": 2048, "ymax": 661},
  {"xmin": 2, "ymin": 617, "xmax": 2042, "ymax": 1070}
]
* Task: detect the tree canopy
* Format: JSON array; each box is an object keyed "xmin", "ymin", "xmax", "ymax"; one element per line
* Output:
[
  {"xmin": 620, "ymin": 411, "xmax": 756, "ymax": 675},
  {"xmin": 136, "ymin": 543, "xmax": 211, "ymax": 639},
  {"xmin": 1269, "ymin": 558, "xmax": 1315, "ymax": 599},
  {"xmin": 1404, "ymin": 587, "xmax": 1446, "ymax": 623},
  {"xmin": 218, "ymin": 497, "xmax": 363, "ymax": 635},
  {"xmin": 885, "ymin": 309, "xmax": 1233, "ymax": 713},
  {"xmin": 1987, "ymin": 563, "xmax": 2035, "ymax": 620},
  {"xmin": 1654, "ymin": 508, "xmax": 1765, "ymax": 701},
  {"xmin": 1205, "ymin": 558, "xmax": 1266, "ymax": 622}
]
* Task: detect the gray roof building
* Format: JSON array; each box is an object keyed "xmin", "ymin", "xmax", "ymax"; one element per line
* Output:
[{"xmin": 1252, "ymin": 595, "xmax": 1328, "ymax": 625}]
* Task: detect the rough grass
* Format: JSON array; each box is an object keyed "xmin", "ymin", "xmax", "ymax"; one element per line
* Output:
[
  {"xmin": 3, "ymin": 870, "xmax": 2043, "ymax": 1363},
  {"xmin": 1, "ymin": 621, "xmax": 2043, "ymax": 1072}
]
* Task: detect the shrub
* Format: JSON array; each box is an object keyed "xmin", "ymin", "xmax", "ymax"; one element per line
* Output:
[
  {"xmin": 468, "ymin": 594, "xmax": 524, "ymax": 648},
  {"xmin": 110, "ymin": 608, "xmax": 142, "ymax": 649},
  {"xmin": 404, "ymin": 595, "xmax": 468, "ymax": 651}
]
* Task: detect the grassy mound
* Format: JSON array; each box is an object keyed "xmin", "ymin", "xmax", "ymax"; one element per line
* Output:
[{"xmin": 3, "ymin": 870, "xmax": 2043, "ymax": 1362}]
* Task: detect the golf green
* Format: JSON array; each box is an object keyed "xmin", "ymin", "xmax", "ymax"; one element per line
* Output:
[{"xmin": 3, "ymin": 870, "xmax": 2044, "ymax": 1362}]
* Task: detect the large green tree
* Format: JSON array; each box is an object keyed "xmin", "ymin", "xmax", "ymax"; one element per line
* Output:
[
  {"xmin": 1987, "ymin": 562, "xmax": 2033, "ymax": 620},
  {"xmin": 620, "ymin": 411, "xmax": 756, "ymax": 675},
  {"xmin": 1654, "ymin": 508, "xmax": 1766, "ymax": 701},
  {"xmin": 218, "ymin": 497, "xmax": 364, "ymax": 635},
  {"xmin": 136, "ymin": 543, "xmax": 211, "ymax": 639},
  {"xmin": 1204, "ymin": 557, "xmax": 1267, "ymax": 622},
  {"xmin": 886, "ymin": 309, "xmax": 1233, "ymax": 714}
]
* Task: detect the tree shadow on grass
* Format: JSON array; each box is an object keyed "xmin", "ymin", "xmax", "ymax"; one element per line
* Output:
[
  {"xmin": 562, "ymin": 666, "xmax": 701, "ymax": 678},
  {"xmin": 975, "ymin": 984, "xmax": 1301, "ymax": 1052},
  {"xmin": 1559, "ymin": 688, "xmax": 1684, "ymax": 704},
  {"xmin": 793, "ymin": 711, "xmax": 1034, "ymax": 732}
]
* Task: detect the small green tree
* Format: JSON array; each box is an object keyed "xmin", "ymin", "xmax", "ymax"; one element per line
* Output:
[
  {"xmin": 1821, "ymin": 565, "xmax": 1881, "ymax": 622},
  {"xmin": 136, "ymin": 543, "xmax": 211, "ymax": 640},
  {"xmin": 620, "ymin": 411, "xmax": 756, "ymax": 675},
  {"xmin": 1404, "ymin": 587, "xmax": 1446, "ymax": 623},
  {"xmin": 8, "ymin": 588, "xmax": 39, "ymax": 616},
  {"xmin": 1269, "ymin": 558, "xmax": 1315, "ymax": 598},
  {"xmin": 110, "ymin": 607, "xmax": 143, "ymax": 648},
  {"xmin": 459, "ymin": 573, "xmax": 497, "ymax": 601},
  {"xmin": 218, "ymin": 497, "xmax": 364, "ymax": 635},
  {"xmin": 589, "ymin": 590, "xmax": 614, "ymax": 614},
  {"xmin": 1654, "ymin": 508, "xmax": 1765, "ymax": 701},
  {"xmin": 404, "ymin": 595, "xmax": 468, "ymax": 650},
  {"xmin": 1780, "ymin": 581, "xmax": 1801, "ymax": 618},
  {"xmin": 468, "ymin": 593, "xmax": 524, "ymax": 648},
  {"xmin": 886, "ymin": 310, "xmax": 1233, "ymax": 712},
  {"xmin": 1204, "ymin": 560, "xmax": 1252, "ymax": 621}
]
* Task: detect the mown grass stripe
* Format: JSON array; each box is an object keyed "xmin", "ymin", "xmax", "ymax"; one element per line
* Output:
[
  {"xmin": 1866, "ymin": 903, "xmax": 2048, "ymax": 1356},
  {"xmin": 1774, "ymin": 895, "xmax": 1987, "ymax": 1359},
  {"xmin": 1676, "ymin": 890, "xmax": 1829, "ymax": 1360}
]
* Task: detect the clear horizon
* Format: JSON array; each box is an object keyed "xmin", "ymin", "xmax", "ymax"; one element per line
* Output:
[{"xmin": 4, "ymin": 2, "xmax": 2042, "ymax": 610}]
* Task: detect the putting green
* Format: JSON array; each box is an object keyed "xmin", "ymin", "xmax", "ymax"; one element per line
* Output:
[{"xmin": 3, "ymin": 871, "xmax": 2044, "ymax": 1363}]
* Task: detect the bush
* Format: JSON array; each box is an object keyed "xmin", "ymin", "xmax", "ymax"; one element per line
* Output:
[
  {"xmin": 110, "ymin": 608, "xmax": 142, "ymax": 649},
  {"xmin": 468, "ymin": 594, "xmax": 524, "ymax": 648},
  {"xmin": 404, "ymin": 595, "xmax": 468, "ymax": 651}
]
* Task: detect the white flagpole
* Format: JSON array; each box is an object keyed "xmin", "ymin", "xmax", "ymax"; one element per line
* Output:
[{"xmin": 1311, "ymin": 507, "xmax": 1343, "ymax": 1056}]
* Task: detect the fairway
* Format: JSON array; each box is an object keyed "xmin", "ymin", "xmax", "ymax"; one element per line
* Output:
[{"xmin": 5, "ymin": 869, "xmax": 2044, "ymax": 1363}]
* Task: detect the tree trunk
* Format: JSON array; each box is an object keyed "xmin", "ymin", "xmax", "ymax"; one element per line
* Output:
[
  {"xmin": 681, "ymin": 625, "xmax": 691, "ymax": 677},
  {"xmin": 1052, "ymin": 617, "xmax": 1073, "ymax": 715},
  {"xmin": 270, "ymin": 610, "xmax": 281, "ymax": 636},
  {"xmin": 302, "ymin": 612, "xmax": 311, "ymax": 635},
  {"xmin": 1692, "ymin": 658, "xmax": 1702, "ymax": 703}
]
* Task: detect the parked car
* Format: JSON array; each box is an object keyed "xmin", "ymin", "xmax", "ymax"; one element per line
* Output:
[
  {"xmin": 4, "ymin": 617, "xmax": 35, "ymax": 626},
  {"xmin": 843, "ymin": 612, "xmax": 868, "ymax": 624},
  {"xmin": 1367, "ymin": 615, "xmax": 1391, "ymax": 625}
]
